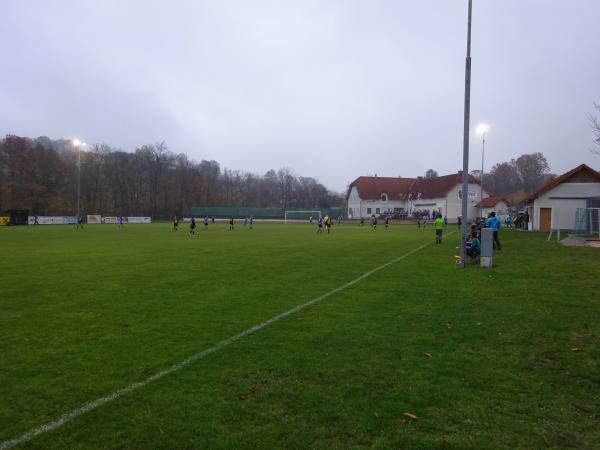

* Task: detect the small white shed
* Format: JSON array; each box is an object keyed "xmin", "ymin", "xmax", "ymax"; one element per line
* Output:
[{"xmin": 524, "ymin": 164, "xmax": 600, "ymax": 231}]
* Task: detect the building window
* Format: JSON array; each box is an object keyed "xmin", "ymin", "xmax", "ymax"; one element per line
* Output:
[
  {"xmin": 376, "ymin": 208, "xmax": 380, "ymax": 214},
  {"xmin": 381, "ymin": 193, "xmax": 387, "ymax": 202},
  {"xmin": 367, "ymin": 208, "xmax": 371, "ymax": 214}
]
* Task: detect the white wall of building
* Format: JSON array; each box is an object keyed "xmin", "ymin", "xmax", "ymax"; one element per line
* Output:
[
  {"xmin": 481, "ymin": 201, "xmax": 510, "ymax": 218},
  {"xmin": 531, "ymin": 182, "xmax": 600, "ymax": 230},
  {"xmin": 347, "ymin": 186, "xmax": 407, "ymax": 218},
  {"xmin": 446, "ymin": 183, "xmax": 489, "ymax": 221},
  {"xmin": 348, "ymin": 182, "xmax": 490, "ymax": 220}
]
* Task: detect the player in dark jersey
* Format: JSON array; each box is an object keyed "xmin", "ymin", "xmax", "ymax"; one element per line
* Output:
[
  {"xmin": 229, "ymin": 217, "xmax": 234, "ymax": 230},
  {"xmin": 173, "ymin": 216, "xmax": 179, "ymax": 231},
  {"xmin": 77, "ymin": 215, "xmax": 84, "ymax": 229},
  {"xmin": 249, "ymin": 216, "xmax": 254, "ymax": 229},
  {"xmin": 384, "ymin": 216, "xmax": 390, "ymax": 230},
  {"xmin": 371, "ymin": 214, "xmax": 377, "ymax": 230},
  {"xmin": 189, "ymin": 217, "xmax": 196, "ymax": 235}
]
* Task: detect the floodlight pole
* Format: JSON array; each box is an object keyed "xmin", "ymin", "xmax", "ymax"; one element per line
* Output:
[
  {"xmin": 460, "ymin": 0, "xmax": 472, "ymax": 268},
  {"xmin": 77, "ymin": 145, "xmax": 81, "ymax": 221},
  {"xmin": 479, "ymin": 132, "xmax": 486, "ymax": 218}
]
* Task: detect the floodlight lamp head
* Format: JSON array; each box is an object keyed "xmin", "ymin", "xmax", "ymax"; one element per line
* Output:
[
  {"xmin": 476, "ymin": 123, "xmax": 489, "ymax": 135},
  {"xmin": 72, "ymin": 138, "xmax": 81, "ymax": 147}
]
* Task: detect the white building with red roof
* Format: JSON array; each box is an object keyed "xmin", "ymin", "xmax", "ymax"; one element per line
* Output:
[
  {"xmin": 524, "ymin": 164, "xmax": 600, "ymax": 231},
  {"xmin": 346, "ymin": 172, "xmax": 490, "ymax": 221},
  {"xmin": 474, "ymin": 196, "xmax": 511, "ymax": 218}
]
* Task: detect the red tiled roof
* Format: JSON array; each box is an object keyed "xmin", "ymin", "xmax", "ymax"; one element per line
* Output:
[
  {"xmin": 347, "ymin": 173, "xmax": 480, "ymax": 200},
  {"xmin": 474, "ymin": 196, "xmax": 509, "ymax": 208},
  {"xmin": 347, "ymin": 176, "xmax": 416, "ymax": 201},
  {"xmin": 525, "ymin": 164, "xmax": 600, "ymax": 202},
  {"xmin": 409, "ymin": 173, "xmax": 480, "ymax": 199}
]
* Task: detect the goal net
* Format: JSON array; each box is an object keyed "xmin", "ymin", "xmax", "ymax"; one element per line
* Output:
[
  {"xmin": 572, "ymin": 208, "xmax": 600, "ymax": 238},
  {"xmin": 284, "ymin": 210, "xmax": 322, "ymax": 223}
]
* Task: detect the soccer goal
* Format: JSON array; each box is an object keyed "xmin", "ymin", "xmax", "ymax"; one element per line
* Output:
[
  {"xmin": 284, "ymin": 210, "xmax": 322, "ymax": 224},
  {"xmin": 572, "ymin": 208, "xmax": 600, "ymax": 238}
]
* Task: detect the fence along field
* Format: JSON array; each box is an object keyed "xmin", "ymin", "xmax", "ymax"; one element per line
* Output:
[{"xmin": 0, "ymin": 223, "xmax": 599, "ymax": 449}]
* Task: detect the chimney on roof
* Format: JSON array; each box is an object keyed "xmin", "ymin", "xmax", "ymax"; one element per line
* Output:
[{"xmin": 417, "ymin": 176, "xmax": 423, "ymax": 179}]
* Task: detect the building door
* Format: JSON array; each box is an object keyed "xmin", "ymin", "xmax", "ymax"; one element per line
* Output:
[{"xmin": 539, "ymin": 207, "xmax": 552, "ymax": 231}]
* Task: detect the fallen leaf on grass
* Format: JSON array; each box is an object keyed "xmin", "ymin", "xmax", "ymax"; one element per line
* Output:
[
  {"xmin": 239, "ymin": 395, "xmax": 247, "ymax": 401},
  {"xmin": 570, "ymin": 348, "xmax": 582, "ymax": 352},
  {"xmin": 424, "ymin": 353, "xmax": 433, "ymax": 358},
  {"xmin": 399, "ymin": 419, "xmax": 406, "ymax": 424},
  {"xmin": 575, "ymin": 404, "xmax": 590, "ymax": 413},
  {"xmin": 159, "ymin": 428, "xmax": 165, "ymax": 434},
  {"xmin": 403, "ymin": 412, "xmax": 418, "ymax": 420},
  {"xmin": 539, "ymin": 433, "xmax": 550, "ymax": 448}
]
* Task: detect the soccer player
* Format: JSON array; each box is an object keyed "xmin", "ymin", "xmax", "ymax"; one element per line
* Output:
[
  {"xmin": 317, "ymin": 216, "xmax": 323, "ymax": 233},
  {"xmin": 173, "ymin": 215, "xmax": 179, "ymax": 231},
  {"xmin": 189, "ymin": 216, "xmax": 196, "ymax": 235},
  {"xmin": 118, "ymin": 215, "xmax": 124, "ymax": 228},
  {"xmin": 371, "ymin": 214, "xmax": 377, "ymax": 230},
  {"xmin": 325, "ymin": 215, "xmax": 332, "ymax": 234},
  {"xmin": 434, "ymin": 214, "xmax": 444, "ymax": 244},
  {"xmin": 76, "ymin": 215, "xmax": 84, "ymax": 229},
  {"xmin": 359, "ymin": 217, "xmax": 364, "ymax": 226},
  {"xmin": 203, "ymin": 215, "xmax": 209, "ymax": 231},
  {"xmin": 244, "ymin": 216, "xmax": 248, "ymax": 227},
  {"xmin": 384, "ymin": 216, "xmax": 390, "ymax": 230},
  {"xmin": 249, "ymin": 216, "xmax": 254, "ymax": 229},
  {"xmin": 229, "ymin": 216, "xmax": 234, "ymax": 230}
]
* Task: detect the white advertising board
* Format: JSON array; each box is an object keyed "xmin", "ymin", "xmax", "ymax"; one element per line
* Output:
[
  {"xmin": 104, "ymin": 216, "xmax": 118, "ymax": 223},
  {"xmin": 87, "ymin": 215, "xmax": 102, "ymax": 224},
  {"xmin": 127, "ymin": 216, "xmax": 151, "ymax": 224},
  {"xmin": 458, "ymin": 190, "xmax": 478, "ymax": 200},
  {"xmin": 29, "ymin": 216, "xmax": 74, "ymax": 225}
]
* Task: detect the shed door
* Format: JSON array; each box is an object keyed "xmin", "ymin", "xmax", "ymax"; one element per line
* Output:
[{"xmin": 540, "ymin": 208, "xmax": 552, "ymax": 231}]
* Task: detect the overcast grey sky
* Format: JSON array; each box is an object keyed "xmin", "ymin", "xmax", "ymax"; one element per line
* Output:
[{"xmin": 1, "ymin": 0, "xmax": 599, "ymax": 192}]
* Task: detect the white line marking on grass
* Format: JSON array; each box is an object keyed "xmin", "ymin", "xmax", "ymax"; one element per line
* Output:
[{"xmin": 1, "ymin": 238, "xmax": 437, "ymax": 450}]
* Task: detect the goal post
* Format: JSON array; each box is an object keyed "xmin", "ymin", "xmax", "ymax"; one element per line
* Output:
[
  {"xmin": 284, "ymin": 210, "xmax": 322, "ymax": 224},
  {"xmin": 572, "ymin": 208, "xmax": 600, "ymax": 239}
]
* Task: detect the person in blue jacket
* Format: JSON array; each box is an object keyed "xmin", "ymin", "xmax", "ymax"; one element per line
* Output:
[{"xmin": 485, "ymin": 211, "xmax": 502, "ymax": 250}]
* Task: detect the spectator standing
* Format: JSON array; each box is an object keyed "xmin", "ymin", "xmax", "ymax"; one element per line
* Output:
[{"xmin": 485, "ymin": 212, "xmax": 502, "ymax": 250}]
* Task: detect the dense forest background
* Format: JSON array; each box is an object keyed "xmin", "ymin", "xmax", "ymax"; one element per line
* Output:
[
  {"xmin": 0, "ymin": 135, "xmax": 343, "ymax": 217},
  {"xmin": 1, "ymin": 134, "xmax": 558, "ymax": 218}
]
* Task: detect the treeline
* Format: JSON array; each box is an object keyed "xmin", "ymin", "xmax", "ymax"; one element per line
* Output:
[
  {"xmin": 471, "ymin": 152, "xmax": 553, "ymax": 203},
  {"xmin": 0, "ymin": 135, "xmax": 343, "ymax": 217}
]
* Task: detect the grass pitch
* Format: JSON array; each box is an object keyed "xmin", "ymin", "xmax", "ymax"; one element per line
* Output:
[{"xmin": 1, "ymin": 222, "xmax": 599, "ymax": 449}]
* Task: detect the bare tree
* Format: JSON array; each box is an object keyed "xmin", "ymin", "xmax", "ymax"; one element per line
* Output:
[
  {"xmin": 590, "ymin": 102, "xmax": 600, "ymax": 155},
  {"xmin": 424, "ymin": 169, "xmax": 438, "ymax": 179}
]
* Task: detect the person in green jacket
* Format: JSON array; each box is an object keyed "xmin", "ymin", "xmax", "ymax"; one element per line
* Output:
[
  {"xmin": 467, "ymin": 233, "xmax": 481, "ymax": 259},
  {"xmin": 434, "ymin": 214, "xmax": 445, "ymax": 244}
]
